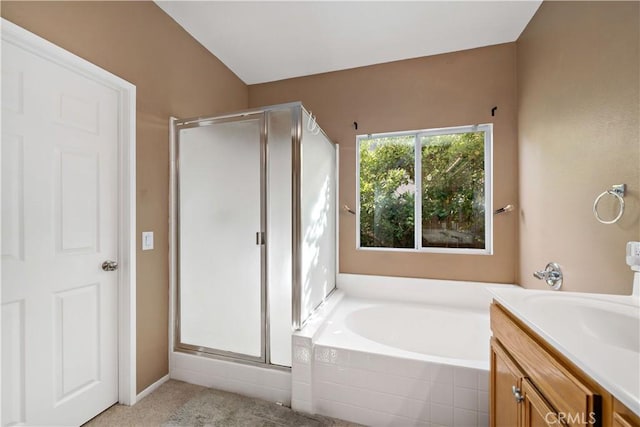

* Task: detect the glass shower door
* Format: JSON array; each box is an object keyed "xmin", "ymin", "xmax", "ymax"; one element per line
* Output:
[{"xmin": 177, "ymin": 115, "xmax": 265, "ymax": 361}]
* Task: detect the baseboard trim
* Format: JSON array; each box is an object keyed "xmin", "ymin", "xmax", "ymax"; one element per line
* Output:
[{"xmin": 136, "ymin": 374, "xmax": 170, "ymax": 402}]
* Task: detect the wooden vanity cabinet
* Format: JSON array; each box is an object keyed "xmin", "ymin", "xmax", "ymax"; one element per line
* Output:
[{"xmin": 490, "ymin": 302, "xmax": 639, "ymax": 427}]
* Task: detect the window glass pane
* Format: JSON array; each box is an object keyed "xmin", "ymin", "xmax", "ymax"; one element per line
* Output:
[
  {"xmin": 420, "ymin": 131, "xmax": 485, "ymax": 249},
  {"xmin": 359, "ymin": 135, "xmax": 415, "ymax": 248}
]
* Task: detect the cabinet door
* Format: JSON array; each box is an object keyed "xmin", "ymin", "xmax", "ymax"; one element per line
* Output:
[
  {"xmin": 614, "ymin": 412, "xmax": 640, "ymax": 427},
  {"xmin": 522, "ymin": 379, "xmax": 567, "ymax": 427},
  {"xmin": 613, "ymin": 398, "xmax": 640, "ymax": 427},
  {"xmin": 491, "ymin": 338, "xmax": 525, "ymax": 427}
]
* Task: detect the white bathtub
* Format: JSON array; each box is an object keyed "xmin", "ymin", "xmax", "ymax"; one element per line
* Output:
[
  {"xmin": 318, "ymin": 298, "xmax": 490, "ymax": 370},
  {"xmin": 292, "ymin": 274, "xmax": 516, "ymax": 427}
]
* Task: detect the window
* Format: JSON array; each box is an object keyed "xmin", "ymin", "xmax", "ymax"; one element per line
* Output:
[{"xmin": 357, "ymin": 124, "xmax": 492, "ymax": 253}]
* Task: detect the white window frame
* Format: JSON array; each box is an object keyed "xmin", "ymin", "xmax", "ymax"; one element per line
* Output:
[{"xmin": 356, "ymin": 124, "xmax": 493, "ymax": 255}]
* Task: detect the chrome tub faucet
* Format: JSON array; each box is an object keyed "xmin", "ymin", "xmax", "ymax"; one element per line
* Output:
[{"xmin": 533, "ymin": 262, "xmax": 563, "ymax": 290}]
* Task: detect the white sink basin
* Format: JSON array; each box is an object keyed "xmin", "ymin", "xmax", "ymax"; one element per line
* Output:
[
  {"xmin": 578, "ymin": 305, "xmax": 639, "ymax": 353},
  {"xmin": 524, "ymin": 294, "xmax": 640, "ymax": 353}
]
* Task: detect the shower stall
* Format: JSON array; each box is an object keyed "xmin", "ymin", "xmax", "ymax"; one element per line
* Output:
[{"xmin": 171, "ymin": 102, "xmax": 337, "ymax": 369}]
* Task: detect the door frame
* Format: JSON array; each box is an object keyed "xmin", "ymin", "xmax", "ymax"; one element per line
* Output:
[{"xmin": 1, "ymin": 18, "xmax": 138, "ymax": 405}]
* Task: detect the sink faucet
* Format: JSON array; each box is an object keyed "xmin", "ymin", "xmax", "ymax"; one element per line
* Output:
[{"xmin": 533, "ymin": 262, "xmax": 563, "ymax": 290}]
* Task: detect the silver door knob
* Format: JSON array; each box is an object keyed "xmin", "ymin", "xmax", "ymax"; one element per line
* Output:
[{"xmin": 102, "ymin": 260, "xmax": 118, "ymax": 271}]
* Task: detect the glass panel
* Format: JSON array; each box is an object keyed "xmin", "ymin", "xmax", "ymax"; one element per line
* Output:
[
  {"xmin": 300, "ymin": 111, "xmax": 336, "ymax": 324},
  {"xmin": 178, "ymin": 118, "xmax": 262, "ymax": 357},
  {"xmin": 267, "ymin": 109, "xmax": 292, "ymax": 366},
  {"xmin": 420, "ymin": 131, "xmax": 485, "ymax": 249},
  {"xmin": 359, "ymin": 135, "xmax": 415, "ymax": 248}
]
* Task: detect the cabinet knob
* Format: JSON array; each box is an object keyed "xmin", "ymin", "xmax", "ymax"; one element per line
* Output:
[{"xmin": 512, "ymin": 385, "xmax": 524, "ymax": 403}]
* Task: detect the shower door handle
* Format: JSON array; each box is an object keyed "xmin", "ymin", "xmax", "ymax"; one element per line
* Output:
[{"xmin": 256, "ymin": 231, "xmax": 265, "ymax": 245}]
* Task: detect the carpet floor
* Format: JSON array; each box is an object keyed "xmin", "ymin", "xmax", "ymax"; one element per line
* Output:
[{"xmin": 84, "ymin": 380, "xmax": 358, "ymax": 427}]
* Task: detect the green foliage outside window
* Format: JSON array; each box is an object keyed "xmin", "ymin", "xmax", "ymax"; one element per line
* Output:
[
  {"xmin": 359, "ymin": 129, "xmax": 486, "ymax": 249},
  {"xmin": 359, "ymin": 136, "xmax": 415, "ymax": 248}
]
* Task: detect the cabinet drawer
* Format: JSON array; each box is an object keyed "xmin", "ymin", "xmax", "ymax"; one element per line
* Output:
[{"xmin": 491, "ymin": 303, "xmax": 600, "ymax": 426}]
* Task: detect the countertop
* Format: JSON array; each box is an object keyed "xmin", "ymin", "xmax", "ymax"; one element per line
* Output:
[{"xmin": 489, "ymin": 286, "xmax": 640, "ymax": 416}]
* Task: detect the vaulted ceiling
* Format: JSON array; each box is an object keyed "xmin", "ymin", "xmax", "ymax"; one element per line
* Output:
[{"xmin": 156, "ymin": 1, "xmax": 542, "ymax": 84}]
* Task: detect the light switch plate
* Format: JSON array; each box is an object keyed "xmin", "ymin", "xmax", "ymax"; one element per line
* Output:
[{"xmin": 142, "ymin": 231, "xmax": 154, "ymax": 251}]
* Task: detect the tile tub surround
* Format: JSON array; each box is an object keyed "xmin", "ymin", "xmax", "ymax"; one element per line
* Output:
[
  {"xmin": 290, "ymin": 275, "xmax": 509, "ymax": 426},
  {"xmin": 292, "ymin": 290, "xmax": 346, "ymax": 413},
  {"xmin": 312, "ymin": 346, "xmax": 489, "ymax": 427}
]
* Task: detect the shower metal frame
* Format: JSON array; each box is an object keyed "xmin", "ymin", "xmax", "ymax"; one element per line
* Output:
[
  {"xmin": 173, "ymin": 112, "xmax": 267, "ymax": 365},
  {"xmin": 171, "ymin": 102, "xmax": 337, "ymax": 368}
]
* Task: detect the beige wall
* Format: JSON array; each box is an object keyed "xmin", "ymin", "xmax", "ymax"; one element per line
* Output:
[
  {"xmin": 517, "ymin": 1, "xmax": 640, "ymax": 294},
  {"xmin": 4, "ymin": 0, "xmax": 635, "ymax": 396},
  {"xmin": 1, "ymin": 1, "xmax": 249, "ymax": 392},
  {"xmin": 250, "ymin": 44, "xmax": 519, "ymax": 283}
]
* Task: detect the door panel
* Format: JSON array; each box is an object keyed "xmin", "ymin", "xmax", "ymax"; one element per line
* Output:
[
  {"xmin": 1, "ymin": 133, "xmax": 24, "ymax": 261},
  {"xmin": 491, "ymin": 338, "xmax": 525, "ymax": 427},
  {"xmin": 1, "ymin": 300, "xmax": 25, "ymax": 425},
  {"xmin": 178, "ymin": 117, "xmax": 264, "ymax": 360},
  {"xmin": 56, "ymin": 150, "xmax": 100, "ymax": 253},
  {"xmin": 1, "ymin": 37, "xmax": 119, "ymax": 426},
  {"xmin": 54, "ymin": 283, "xmax": 101, "ymax": 403},
  {"xmin": 522, "ymin": 379, "xmax": 566, "ymax": 427}
]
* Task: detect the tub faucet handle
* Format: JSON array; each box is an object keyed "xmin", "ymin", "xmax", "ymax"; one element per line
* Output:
[{"xmin": 533, "ymin": 262, "xmax": 563, "ymax": 290}]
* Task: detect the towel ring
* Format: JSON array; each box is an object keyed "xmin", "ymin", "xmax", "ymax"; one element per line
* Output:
[{"xmin": 593, "ymin": 185, "xmax": 625, "ymax": 224}]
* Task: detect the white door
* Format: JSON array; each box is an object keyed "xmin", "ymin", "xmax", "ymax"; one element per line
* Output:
[{"xmin": 2, "ymin": 34, "xmax": 120, "ymax": 426}]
